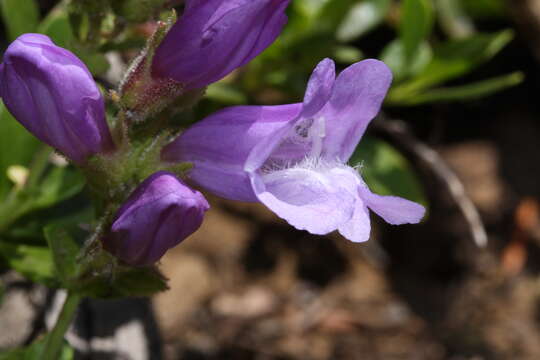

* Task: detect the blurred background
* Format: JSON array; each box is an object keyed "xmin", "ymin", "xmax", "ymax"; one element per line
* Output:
[{"xmin": 2, "ymin": 0, "xmax": 540, "ymax": 359}]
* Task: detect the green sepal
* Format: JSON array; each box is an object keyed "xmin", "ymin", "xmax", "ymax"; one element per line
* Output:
[
  {"xmin": 44, "ymin": 224, "xmax": 168, "ymax": 298},
  {"xmin": 83, "ymin": 129, "xmax": 181, "ymax": 205},
  {"xmin": 117, "ymin": 11, "xmax": 188, "ymax": 123}
]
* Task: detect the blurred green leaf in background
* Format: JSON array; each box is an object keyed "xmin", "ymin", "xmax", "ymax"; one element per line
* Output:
[{"xmin": 0, "ymin": 0, "xmax": 39, "ymax": 40}]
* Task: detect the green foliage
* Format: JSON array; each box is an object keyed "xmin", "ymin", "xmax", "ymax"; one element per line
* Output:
[
  {"xmin": 44, "ymin": 224, "xmax": 168, "ymax": 298},
  {"xmin": 380, "ymin": 40, "xmax": 432, "ymax": 82},
  {"xmin": 44, "ymin": 225, "xmax": 82, "ymax": 285},
  {"xmin": 399, "ymin": 0, "xmax": 434, "ymax": 65},
  {"xmin": 111, "ymin": 0, "xmax": 168, "ymax": 22},
  {"xmin": 387, "ymin": 30, "xmax": 519, "ymax": 104},
  {"xmin": 206, "ymin": 83, "xmax": 248, "ymax": 105},
  {"xmin": 0, "ymin": 242, "xmax": 57, "ymax": 286},
  {"xmin": 337, "ymin": 0, "xmax": 392, "ymax": 41},
  {"xmin": 39, "ymin": 6, "xmax": 110, "ymax": 75},
  {"xmin": 460, "ymin": 0, "xmax": 505, "ymax": 19},
  {"xmin": 0, "ymin": 101, "xmax": 86, "ymax": 286},
  {"xmin": 0, "ymin": 0, "xmax": 39, "ymax": 40},
  {"xmin": 0, "ymin": 103, "xmax": 40, "ymax": 200},
  {"xmin": 241, "ymin": 0, "xmax": 517, "ymax": 107},
  {"xmin": 391, "ymin": 71, "xmax": 524, "ymax": 105},
  {"xmin": 0, "ymin": 338, "xmax": 73, "ymax": 360},
  {"xmin": 0, "ymin": 160, "xmax": 86, "ymax": 234}
]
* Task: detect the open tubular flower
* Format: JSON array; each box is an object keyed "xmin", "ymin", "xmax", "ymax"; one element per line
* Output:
[
  {"xmin": 103, "ymin": 171, "xmax": 209, "ymax": 266},
  {"xmin": 152, "ymin": 0, "xmax": 290, "ymax": 90},
  {"xmin": 0, "ymin": 34, "xmax": 114, "ymax": 164},
  {"xmin": 163, "ymin": 59, "xmax": 425, "ymax": 242}
]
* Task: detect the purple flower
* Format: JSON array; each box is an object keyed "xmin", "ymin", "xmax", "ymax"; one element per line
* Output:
[
  {"xmin": 152, "ymin": 0, "xmax": 289, "ymax": 90},
  {"xmin": 0, "ymin": 34, "xmax": 114, "ymax": 164},
  {"xmin": 162, "ymin": 58, "xmax": 425, "ymax": 242},
  {"xmin": 103, "ymin": 171, "xmax": 209, "ymax": 266}
]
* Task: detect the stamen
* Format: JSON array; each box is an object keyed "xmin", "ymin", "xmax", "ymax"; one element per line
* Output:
[{"xmin": 309, "ymin": 116, "xmax": 326, "ymax": 158}]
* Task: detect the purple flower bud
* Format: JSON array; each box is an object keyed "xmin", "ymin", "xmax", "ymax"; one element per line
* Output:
[
  {"xmin": 163, "ymin": 59, "xmax": 425, "ymax": 243},
  {"xmin": 0, "ymin": 34, "xmax": 114, "ymax": 164},
  {"xmin": 103, "ymin": 171, "xmax": 209, "ymax": 266},
  {"xmin": 152, "ymin": 0, "xmax": 290, "ymax": 90}
]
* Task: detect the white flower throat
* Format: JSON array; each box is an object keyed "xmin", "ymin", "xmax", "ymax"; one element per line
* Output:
[
  {"xmin": 261, "ymin": 115, "xmax": 360, "ymax": 193},
  {"xmin": 293, "ymin": 116, "xmax": 326, "ymax": 158}
]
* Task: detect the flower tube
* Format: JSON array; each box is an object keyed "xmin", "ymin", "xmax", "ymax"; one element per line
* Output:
[
  {"xmin": 152, "ymin": 0, "xmax": 290, "ymax": 90},
  {"xmin": 163, "ymin": 59, "xmax": 425, "ymax": 242}
]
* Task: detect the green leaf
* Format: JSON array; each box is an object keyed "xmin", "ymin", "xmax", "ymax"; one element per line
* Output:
[
  {"xmin": 317, "ymin": 0, "xmax": 357, "ymax": 31},
  {"xmin": 0, "ymin": 242, "xmax": 58, "ymax": 286},
  {"xmin": 110, "ymin": 267, "xmax": 168, "ymax": 297},
  {"xmin": 67, "ymin": 0, "xmax": 112, "ymax": 45},
  {"xmin": 349, "ymin": 137, "xmax": 427, "ymax": 207},
  {"xmin": 39, "ymin": 8, "xmax": 110, "ymax": 75},
  {"xmin": 206, "ymin": 83, "xmax": 248, "ymax": 105},
  {"xmin": 32, "ymin": 167, "xmax": 86, "ymax": 209},
  {"xmin": 81, "ymin": 264, "xmax": 169, "ymax": 298},
  {"xmin": 380, "ymin": 40, "xmax": 432, "ymax": 82},
  {"xmin": 333, "ymin": 45, "xmax": 364, "ymax": 64},
  {"xmin": 44, "ymin": 224, "xmax": 168, "ymax": 298},
  {"xmin": 0, "ymin": 165, "xmax": 85, "ymax": 234},
  {"xmin": 111, "ymin": 0, "xmax": 168, "ymax": 22},
  {"xmin": 39, "ymin": 6, "xmax": 74, "ymax": 48},
  {"xmin": 288, "ymin": 0, "xmax": 357, "ymax": 37},
  {"xmin": 0, "ymin": 339, "xmax": 73, "ymax": 360},
  {"xmin": 460, "ymin": 0, "xmax": 505, "ymax": 19},
  {"xmin": 0, "ymin": 0, "xmax": 39, "ymax": 40},
  {"xmin": 337, "ymin": 0, "xmax": 392, "ymax": 41},
  {"xmin": 387, "ymin": 71, "xmax": 524, "ymax": 105},
  {"xmin": 389, "ymin": 30, "xmax": 513, "ymax": 98},
  {"xmin": 44, "ymin": 225, "xmax": 83, "ymax": 285},
  {"xmin": 399, "ymin": 0, "xmax": 434, "ymax": 64},
  {"xmin": 6, "ymin": 203, "xmax": 93, "ymax": 243},
  {"xmin": 0, "ymin": 102, "xmax": 40, "ymax": 200}
]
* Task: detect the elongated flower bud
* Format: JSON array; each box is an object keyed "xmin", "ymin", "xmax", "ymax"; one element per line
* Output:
[
  {"xmin": 103, "ymin": 171, "xmax": 209, "ymax": 266},
  {"xmin": 152, "ymin": 0, "xmax": 290, "ymax": 90},
  {"xmin": 0, "ymin": 34, "xmax": 114, "ymax": 164}
]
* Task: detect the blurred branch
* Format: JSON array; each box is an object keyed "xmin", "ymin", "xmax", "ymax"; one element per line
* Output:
[{"xmin": 373, "ymin": 117, "xmax": 488, "ymax": 248}]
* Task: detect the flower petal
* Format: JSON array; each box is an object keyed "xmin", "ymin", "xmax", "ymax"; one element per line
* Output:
[
  {"xmin": 162, "ymin": 104, "xmax": 301, "ymax": 201},
  {"xmin": 106, "ymin": 172, "xmax": 209, "ymax": 266},
  {"xmin": 320, "ymin": 59, "xmax": 392, "ymax": 162},
  {"xmin": 251, "ymin": 166, "xmax": 357, "ymax": 234},
  {"xmin": 301, "ymin": 58, "xmax": 336, "ymax": 118},
  {"xmin": 153, "ymin": 0, "xmax": 289, "ymax": 89},
  {"xmin": 358, "ymin": 186, "xmax": 425, "ymax": 225},
  {"xmin": 338, "ymin": 201, "xmax": 371, "ymax": 243},
  {"xmin": 0, "ymin": 34, "xmax": 112, "ymax": 163}
]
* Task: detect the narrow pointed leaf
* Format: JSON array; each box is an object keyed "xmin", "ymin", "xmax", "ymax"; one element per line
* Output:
[{"xmin": 0, "ymin": 0, "xmax": 39, "ymax": 40}]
